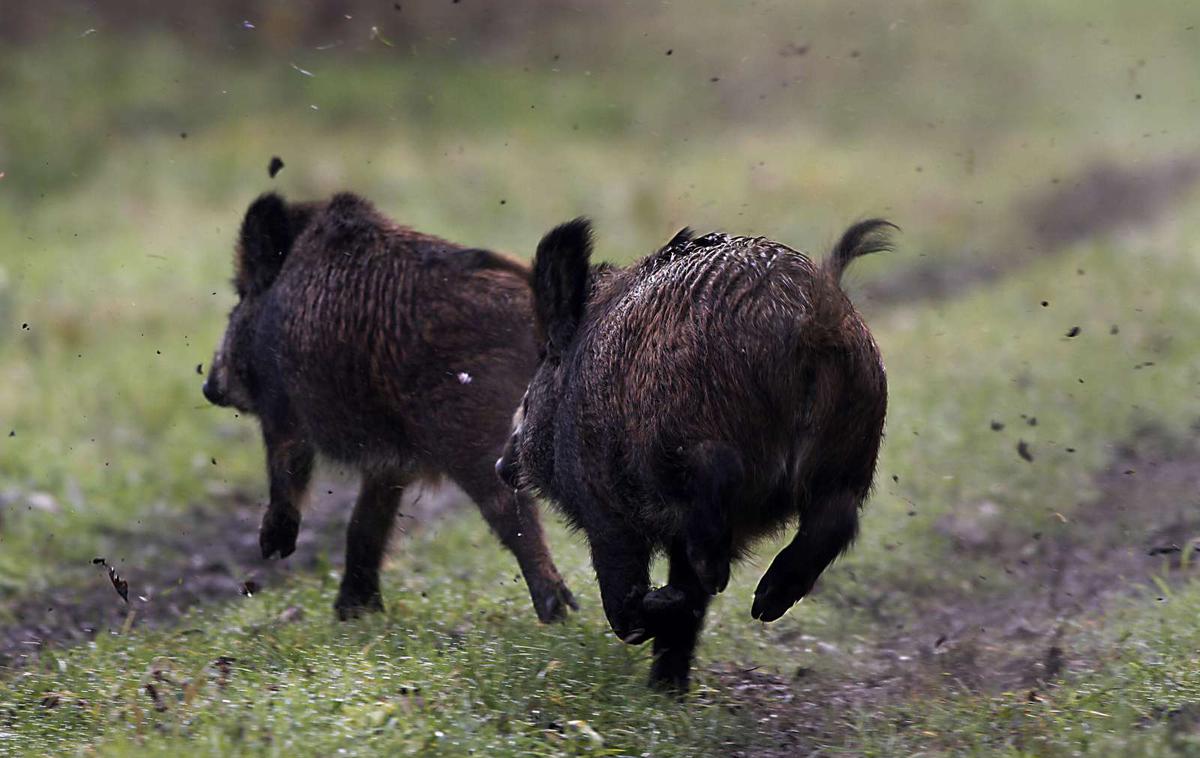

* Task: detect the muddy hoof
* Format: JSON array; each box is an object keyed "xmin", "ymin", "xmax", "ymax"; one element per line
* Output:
[
  {"xmin": 534, "ymin": 581, "xmax": 579, "ymax": 624},
  {"xmin": 259, "ymin": 508, "xmax": 300, "ymax": 560},
  {"xmin": 334, "ymin": 591, "xmax": 384, "ymax": 621}
]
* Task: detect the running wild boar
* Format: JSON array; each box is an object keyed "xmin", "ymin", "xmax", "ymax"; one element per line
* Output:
[
  {"xmin": 203, "ymin": 191, "xmax": 576, "ymax": 622},
  {"xmin": 497, "ymin": 219, "xmax": 893, "ymax": 689}
]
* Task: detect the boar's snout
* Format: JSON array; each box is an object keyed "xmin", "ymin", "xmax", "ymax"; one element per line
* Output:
[
  {"xmin": 201, "ymin": 371, "xmax": 228, "ymax": 407},
  {"xmin": 495, "ymin": 439, "xmax": 521, "ymax": 489}
]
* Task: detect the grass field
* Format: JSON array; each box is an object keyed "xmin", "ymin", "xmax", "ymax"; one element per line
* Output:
[{"xmin": 3, "ymin": 1, "xmax": 1200, "ymax": 754}]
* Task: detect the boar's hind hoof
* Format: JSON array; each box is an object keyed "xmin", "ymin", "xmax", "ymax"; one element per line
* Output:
[
  {"xmin": 535, "ymin": 582, "xmax": 579, "ymax": 624},
  {"xmin": 642, "ymin": 585, "xmax": 689, "ymax": 620},
  {"xmin": 259, "ymin": 509, "xmax": 300, "ymax": 560},
  {"xmin": 613, "ymin": 585, "xmax": 653, "ymax": 645},
  {"xmin": 619, "ymin": 627, "xmax": 650, "ymax": 645},
  {"xmin": 334, "ymin": 592, "xmax": 384, "ymax": 621},
  {"xmin": 750, "ymin": 580, "xmax": 800, "ymax": 623}
]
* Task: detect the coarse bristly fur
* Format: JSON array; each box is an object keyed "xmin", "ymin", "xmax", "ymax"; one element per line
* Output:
[
  {"xmin": 497, "ymin": 218, "xmax": 894, "ymax": 691},
  {"xmin": 204, "ymin": 191, "xmax": 576, "ymax": 623}
]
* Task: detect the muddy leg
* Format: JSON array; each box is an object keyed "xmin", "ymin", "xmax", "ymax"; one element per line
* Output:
[
  {"xmin": 450, "ymin": 465, "xmax": 577, "ymax": 623},
  {"xmin": 335, "ymin": 469, "xmax": 407, "ymax": 620},
  {"xmin": 259, "ymin": 416, "xmax": 315, "ymax": 560},
  {"xmin": 751, "ymin": 489, "xmax": 861, "ymax": 622},
  {"xmin": 647, "ymin": 539, "xmax": 712, "ymax": 692}
]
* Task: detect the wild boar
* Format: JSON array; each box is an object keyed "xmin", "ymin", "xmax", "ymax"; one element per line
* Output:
[
  {"xmin": 497, "ymin": 218, "xmax": 892, "ymax": 688},
  {"xmin": 203, "ymin": 191, "xmax": 576, "ymax": 623}
]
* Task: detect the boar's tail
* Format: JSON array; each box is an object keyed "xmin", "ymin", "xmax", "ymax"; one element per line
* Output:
[
  {"xmin": 822, "ymin": 219, "xmax": 897, "ymax": 286},
  {"xmin": 797, "ymin": 219, "xmax": 896, "ymax": 350}
]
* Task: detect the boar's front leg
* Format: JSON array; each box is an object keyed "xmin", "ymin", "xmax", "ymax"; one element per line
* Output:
[
  {"xmin": 751, "ymin": 488, "xmax": 861, "ymax": 622},
  {"xmin": 259, "ymin": 417, "xmax": 315, "ymax": 560},
  {"xmin": 335, "ymin": 468, "xmax": 408, "ymax": 620}
]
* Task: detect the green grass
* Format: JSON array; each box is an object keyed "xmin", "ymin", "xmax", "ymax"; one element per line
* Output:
[
  {"xmin": 4, "ymin": 192, "xmax": 1199, "ymax": 754},
  {"xmin": 2, "ymin": 517, "xmax": 756, "ymax": 757},
  {"xmin": 3, "ymin": 0, "xmax": 1200, "ymax": 753}
]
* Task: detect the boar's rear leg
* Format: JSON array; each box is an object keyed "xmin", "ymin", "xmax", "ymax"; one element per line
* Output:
[
  {"xmin": 589, "ymin": 532, "xmax": 655, "ymax": 644},
  {"xmin": 647, "ymin": 539, "xmax": 712, "ymax": 693},
  {"xmin": 260, "ymin": 421, "xmax": 315, "ymax": 560},
  {"xmin": 449, "ymin": 463, "xmax": 577, "ymax": 624},
  {"xmin": 751, "ymin": 488, "xmax": 860, "ymax": 623},
  {"xmin": 335, "ymin": 469, "xmax": 408, "ymax": 620},
  {"xmin": 679, "ymin": 441, "xmax": 743, "ymax": 595}
]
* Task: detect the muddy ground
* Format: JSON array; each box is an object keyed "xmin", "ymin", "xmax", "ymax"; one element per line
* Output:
[
  {"xmin": 0, "ymin": 478, "xmax": 469, "ymax": 669},
  {"xmin": 859, "ymin": 153, "xmax": 1200, "ymax": 308},
  {"xmin": 722, "ymin": 425, "xmax": 1200, "ymax": 756}
]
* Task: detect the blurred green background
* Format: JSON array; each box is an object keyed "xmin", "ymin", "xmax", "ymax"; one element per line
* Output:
[{"xmin": 3, "ymin": 1, "xmax": 1200, "ymax": 755}]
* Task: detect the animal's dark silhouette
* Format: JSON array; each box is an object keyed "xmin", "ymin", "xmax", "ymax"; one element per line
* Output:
[
  {"xmin": 497, "ymin": 219, "xmax": 892, "ymax": 689},
  {"xmin": 204, "ymin": 191, "xmax": 576, "ymax": 622}
]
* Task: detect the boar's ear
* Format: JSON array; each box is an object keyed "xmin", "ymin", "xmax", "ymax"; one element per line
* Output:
[
  {"xmin": 236, "ymin": 193, "xmax": 297, "ymax": 296},
  {"xmin": 532, "ymin": 218, "xmax": 593, "ymax": 356}
]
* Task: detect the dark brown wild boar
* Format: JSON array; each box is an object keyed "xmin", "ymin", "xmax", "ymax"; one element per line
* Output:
[
  {"xmin": 497, "ymin": 219, "xmax": 893, "ymax": 689},
  {"xmin": 203, "ymin": 191, "xmax": 576, "ymax": 622}
]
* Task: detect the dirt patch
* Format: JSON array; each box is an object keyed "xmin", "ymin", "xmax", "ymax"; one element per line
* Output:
[
  {"xmin": 0, "ymin": 479, "xmax": 467, "ymax": 670},
  {"xmin": 860, "ymin": 153, "xmax": 1200, "ymax": 308},
  {"xmin": 1025, "ymin": 157, "xmax": 1200, "ymax": 248},
  {"xmin": 721, "ymin": 425, "xmax": 1200, "ymax": 756}
]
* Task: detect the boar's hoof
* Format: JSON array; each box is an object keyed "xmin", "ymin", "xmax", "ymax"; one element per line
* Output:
[
  {"xmin": 750, "ymin": 575, "xmax": 805, "ymax": 623},
  {"xmin": 534, "ymin": 581, "xmax": 579, "ymax": 624},
  {"xmin": 259, "ymin": 509, "xmax": 300, "ymax": 559},
  {"xmin": 642, "ymin": 585, "xmax": 689, "ymax": 620},
  {"xmin": 334, "ymin": 591, "xmax": 384, "ymax": 621},
  {"xmin": 648, "ymin": 661, "xmax": 691, "ymax": 696},
  {"xmin": 618, "ymin": 627, "xmax": 650, "ymax": 645},
  {"xmin": 612, "ymin": 585, "xmax": 653, "ymax": 645}
]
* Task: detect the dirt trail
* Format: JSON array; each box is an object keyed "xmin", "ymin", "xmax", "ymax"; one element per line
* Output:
[
  {"xmin": 0, "ymin": 479, "xmax": 467, "ymax": 669},
  {"xmin": 859, "ymin": 153, "xmax": 1200, "ymax": 308},
  {"xmin": 723, "ymin": 426, "xmax": 1200, "ymax": 756}
]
